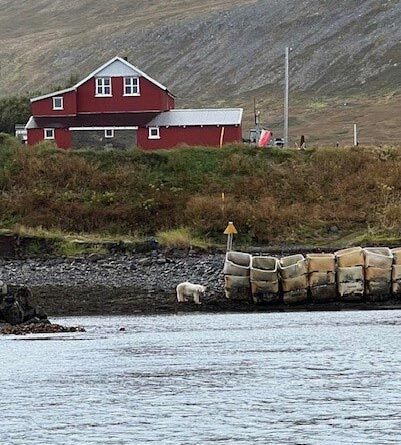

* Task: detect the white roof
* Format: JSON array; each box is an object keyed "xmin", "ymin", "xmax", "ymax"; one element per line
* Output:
[
  {"xmin": 147, "ymin": 109, "xmax": 243, "ymax": 127},
  {"xmin": 31, "ymin": 56, "xmax": 170, "ymax": 102},
  {"xmin": 25, "ymin": 116, "xmax": 37, "ymax": 129}
]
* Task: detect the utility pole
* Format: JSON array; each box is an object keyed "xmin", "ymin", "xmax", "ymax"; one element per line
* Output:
[
  {"xmin": 284, "ymin": 46, "xmax": 290, "ymax": 148},
  {"xmin": 254, "ymin": 98, "xmax": 261, "ymax": 144},
  {"xmin": 353, "ymin": 123, "xmax": 358, "ymax": 146}
]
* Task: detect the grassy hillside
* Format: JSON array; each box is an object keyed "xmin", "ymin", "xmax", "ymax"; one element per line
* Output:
[
  {"xmin": 2, "ymin": 134, "xmax": 401, "ymax": 247},
  {"xmin": 1, "ymin": 0, "xmax": 401, "ymax": 144}
]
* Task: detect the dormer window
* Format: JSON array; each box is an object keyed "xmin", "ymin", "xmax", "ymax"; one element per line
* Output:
[
  {"xmin": 96, "ymin": 77, "xmax": 112, "ymax": 96},
  {"xmin": 124, "ymin": 77, "xmax": 140, "ymax": 96},
  {"xmin": 52, "ymin": 97, "xmax": 63, "ymax": 110}
]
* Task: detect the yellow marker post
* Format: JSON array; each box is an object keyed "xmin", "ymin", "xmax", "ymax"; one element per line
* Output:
[{"xmin": 224, "ymin": 221, "xmax": 238, "ymax": 252}]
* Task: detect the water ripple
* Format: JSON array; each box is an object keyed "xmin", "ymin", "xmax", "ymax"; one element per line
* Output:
[{"xmin": 2, "ymin": 311, "xmax": 401, "ymax": 444}]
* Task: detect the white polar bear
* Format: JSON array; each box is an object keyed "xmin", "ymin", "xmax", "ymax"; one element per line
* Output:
[{"xmin": 176, "ymin": 282, "xmax": 206, "ymax": 305}]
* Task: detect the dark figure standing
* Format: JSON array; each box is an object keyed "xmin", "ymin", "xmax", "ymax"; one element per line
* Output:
[{"xmin": 300, "ymin": 135, "xmax": 306, "ymax": 149}]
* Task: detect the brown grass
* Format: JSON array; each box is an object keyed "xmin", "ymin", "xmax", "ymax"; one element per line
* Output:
[{"xmin": 2, "ymin": 138, "xmax": 401, "ymax": 245}]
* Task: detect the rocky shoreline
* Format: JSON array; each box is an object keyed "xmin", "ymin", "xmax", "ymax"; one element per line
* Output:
[
  {"xmin": 2, "ymin": 251, "xmax": 401, "ymax": 316},
  {"xmin": 0, "ymin": 322, "xmax": 85, "ymax": 335}
]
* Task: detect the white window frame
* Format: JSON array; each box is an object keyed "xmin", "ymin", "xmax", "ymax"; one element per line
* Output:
[
  {"xmin": 104, "ymin": 129, "xmax": 114, "ymax": 138},
  {"xmin": 123, "ymin": 77, "xmax": 140, "ymax": 96},
  {"xmin": 95, "ymin": 77, "xmax": 112, "ymax": 97},
  {"xmin": 52, "ymin": 96, "xmax": 64, "ymax": 110},
  {"xmin": 148, "ymin": 127, "xmax": 160, "ymax": 140},
  {"xmin": 44, "ymin": 128, "xmax": 55, "ymax": 140}
]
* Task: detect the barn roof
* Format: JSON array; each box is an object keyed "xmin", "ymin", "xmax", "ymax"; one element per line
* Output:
[
  {"xmin": 147, "ymin": 109, "xmax": 243, "ymax": 127},
  {"xmin": 31, "ymin": 56, "xmax": 172, "ymax": 102}
]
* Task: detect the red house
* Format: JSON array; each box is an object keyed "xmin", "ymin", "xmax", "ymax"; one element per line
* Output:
[{"xmin": 26, "ymin": 57, "xmax": 243, "ymax": 150}]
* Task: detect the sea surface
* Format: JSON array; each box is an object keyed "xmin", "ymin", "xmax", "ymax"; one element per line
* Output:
[{"xmin": 1, "ymin": 311, "xmax": 401, "ymax": 444}]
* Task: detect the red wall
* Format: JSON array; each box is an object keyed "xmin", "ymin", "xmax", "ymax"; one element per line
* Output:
[
  {"xmin": 138, "ymin": 125, "xmax": 243, "ymax": 150},
  {"xmin": 31, "ymin": 77, "xmax": 174, "ymax": 117},
  {"xmin": 27, "ymin": 129, "xmax": 44, "ymax": 146},
  {"xmin": 28, "ymin": 125, "xmax": 242, "ymax": 150},
  {"xmin": 27, "ymin": 129, "xmax": 72, "ymax": 150},
  {"xmin": 76, "ymin": 77, "xmax": 174, "ymax": 113},
  {"xmin": 31, "ymin": 91, "xmax": 77, "ymax": 117}
]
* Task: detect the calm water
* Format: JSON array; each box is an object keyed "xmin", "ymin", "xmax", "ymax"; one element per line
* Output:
[{"xmin": 2, "ymin": 311, "xmax": 401, "ymax": 444}]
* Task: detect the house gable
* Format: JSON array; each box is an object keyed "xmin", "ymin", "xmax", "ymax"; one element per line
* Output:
[
  {"xmin": 31, "ymin": 57, "xmax": 172, "ymax": 103},
  {"xmin": 30, "ymin": 56, "xmax": 175, "ymax": 117},
  {"xmin": 95, "ymin": 59, "xmax": 143, "ymax": 78}
]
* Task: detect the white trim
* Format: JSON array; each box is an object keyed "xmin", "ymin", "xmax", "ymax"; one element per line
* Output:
[
  {"xmin": 25, "ymin": 116, "xmax": 35, "ymax": 130},
  {"xmin": 69, "ymin": 126, "xmax": 138, "ymax": 131},
  {"xmin": 31, "ymin": 56, "xmax": 170, "ymax": 102},
  {"xmin": 148, "ymin": 127, "xmax": 160, "ymax": 140},
  {"xmin": 52, "ymin": 96, "xmax": 64, "ymax": 110},
  {"xmin": 104, "ymin": 129, "xmax": 114, "ymax": 138},
  {"xmin": 44, "ymin": 128, "xmax": 55, "ymax": 140},
  {"xmin": 123, "ymin": 76, "xmax": 140, "ymax": 96},
  {"xmin": 95, "ymin": 77, "xmax": 112, "ymax": 96}
]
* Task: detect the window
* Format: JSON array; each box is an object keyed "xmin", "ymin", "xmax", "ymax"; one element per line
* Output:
[
  {"xmin": 124, "ymin": 77, "xmax": 140, "ymax": 96},
  {"xmin": 53, "ymin": 97, "xmax": 64, "ymax": 110},
  {"xmin": 96, "ymin": 77, "xmax": 112, "ymax": 96},
  {"xmin": 105, "ymin": 129, "xmax": 114, "ymax": 138},
  {"xmin": 148, "ymin": 127, "xmax": 160, "ymax": 140},
  {"xmin": 44, "ymin": 128, "xmax": 55, "ymax": 140}
]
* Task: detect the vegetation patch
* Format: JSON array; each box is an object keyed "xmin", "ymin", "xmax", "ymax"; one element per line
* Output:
[
  {"xmin": 157, "ymin": 227, "xmax": 209, "ymax": 249},
  {"xmin": 2, "ymin": 137, "xmax": 401, "ymax": 247}
]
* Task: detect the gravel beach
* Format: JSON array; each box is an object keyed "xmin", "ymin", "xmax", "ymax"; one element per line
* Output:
[
  {"xmin": 0, "ymin": 251, "xmax": 229, "ymax": 316},
  {"xmin": 3, "ymin": 250, "xmax": 401, "ymax": 316}
]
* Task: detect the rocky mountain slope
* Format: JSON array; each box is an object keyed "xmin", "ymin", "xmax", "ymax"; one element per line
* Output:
[{"xmin": 1, "ymin": 0, "xmax": 401, "ymax": 144}]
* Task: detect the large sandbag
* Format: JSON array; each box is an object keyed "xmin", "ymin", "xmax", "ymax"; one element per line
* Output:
[
  {"xmin": 250, "ymin": 256, "xmax": 279, "ymax": 282},
  {"xmin": 392, "ymin": 265, "xmax": 401, "ymax": 281},
  {"xmin": 280, "ymin": 254, "xmax": 307, "ymax": 279},
  {"xmin": 337, "ymin": 266, "xmax": 364, "ymax": 283},
  {"xmin": 335, "ymin": 247, "xmax": 364, "ymax": 268},
  {"xmin": 226, "ymin": 251, "xmax": 251, "ymax": 267},
  {"xmin": 223, "ymin": 261, "xmax": 250, "ymax": 277},
  {"xmin": 309, "ymin": 271, "xmax": 336, "ymax": 287},
  {"xmin": 223, "ymin": 251, "xmax": 251, "ymax": 276},
  {"xmin": 310, "ymin": 284, "xmax": 337, "ymax": 303},
  {"xmin": 251, "ymin": 280, "xmax": 280, "ymax": 295},
  {"xmin": 338, "ymin": 281, "xmax": 364, "ymax": 301},
  {"xmin": 224, "ymin": 275, "xmax": 251, "ymax": 300},
  {"xmin": 281, "ymin": 274, "xmax": 308, "ymax": 293},
  {"xmin": 366, "ymin": 281, "xmax": 391, "ymax": 301},
  {"xmin": 364, "ymin": 247, "xmax": 393, "ymax": 269},
  {"xmin": 392, "ymin": 264, "xmax": 401, "ymax": 297},
  {"xmin": 251, "ymin": 281, "xmax": 281, "ymax": 304},
  {"xmin": 392, "ymin": 248, "xmax": 401, "ymax": 265},
  {"xmin": 392, "ymin": 281, "xmax": 401, "ymax": 295},
  {"xmin": 307, "ymin": 253, "xmax": 336, "ymax": 273},
  {"xmin": 365, "ymin": 267, "xmax": 392, "ymax": 282},
  {"xmin": 283, "ymin": 289, "xmax": 308, "ymax": 304}
]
